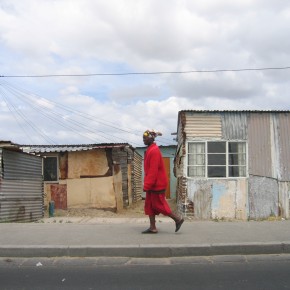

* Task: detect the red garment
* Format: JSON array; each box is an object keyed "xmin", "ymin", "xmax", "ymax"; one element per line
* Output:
[
  {"xmin": 143, "ymin": 143, "xmax": 168, "ymax": 192},
  {"xmin": 144, "ymin": 192, "xmax": 172, "ymax": 216},
  {"xmin": 143, "ymin": 143, "xmax": 171, "ymax": 216}
]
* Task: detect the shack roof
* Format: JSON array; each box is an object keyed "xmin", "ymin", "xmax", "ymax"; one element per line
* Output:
[{"xmin": 20, "ymin": 143, "xmax": 134, "ymax": 154}]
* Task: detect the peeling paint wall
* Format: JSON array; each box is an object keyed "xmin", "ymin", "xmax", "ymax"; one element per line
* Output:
[
  {"xmin": 212, "ymin": 180, "xmax": 248, "ymax": 220},
  {"xmin": 187, "ymin": 179, "xmax": 211, "ymax": 219},
  {"xmin": 187, "ymin": 179, "xmax": 247, "ymax": 220}
]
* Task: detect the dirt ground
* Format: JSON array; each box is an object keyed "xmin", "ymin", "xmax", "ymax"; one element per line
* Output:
[{"xmin": 50, "ymin": 199, "xmax": 178, "ymax": 219}]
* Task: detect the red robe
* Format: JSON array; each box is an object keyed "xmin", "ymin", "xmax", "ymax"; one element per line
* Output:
[{"xmin": 144, "ymin": 143, "xmax": 172, "ymax": 216}]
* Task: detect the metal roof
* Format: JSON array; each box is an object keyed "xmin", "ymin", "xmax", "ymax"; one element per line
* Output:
[
  {"xmin": 0, "ymin": 141, "xmax": 22, "ymax": 152},
  {"xmin": 180, "ymin": 110, "xmax": 290, "ymax": 113},
  {"xmin": 20, "ymin": 143, "xmax": 133, "ymax": 154}
]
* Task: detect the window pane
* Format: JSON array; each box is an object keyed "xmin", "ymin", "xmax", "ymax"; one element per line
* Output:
[
  {"xmin": 208, "ymin": 166, "xmax": 226, "ymax": 177},
  {"xmin": 208, "ymin": 154, "xmax": 226, "ymax": 165},
  {"xmin": 44, "ymin": 157, "xmax": 58, "ymax": 181},
  {"xmin": 229, "ymin": 153, "xmax": 246, "ymax": 165},
  {"xmin": 229, "ymin": 166, "xmax": 246, "ymax": 177},
  {"xmin": 188, "ymin": 154, "xmax": 205, "ymax": 165},
  {"xmin": 208, "ymin": 142, "xmax": 226, "ymax": 153},
  {"xmin": 188, "ymin": 166, "xmax": 205, "ymax": 177},
  {"xmin": 188, "ymin": 143, "xmax": 205, "ymax": 154},
  {"xmin": 229, "ymin": 142, "xmax": 246, "ymax": 153}
]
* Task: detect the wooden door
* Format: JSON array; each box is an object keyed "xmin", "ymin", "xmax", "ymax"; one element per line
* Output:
[{"xmin": 163, "ymin": 157, "xmax": 171, "ymax": 199}]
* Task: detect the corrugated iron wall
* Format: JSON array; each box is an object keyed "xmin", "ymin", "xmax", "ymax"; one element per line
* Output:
[
  {"xmin": 132, "ymin": 151, "xmax": 142, "ymax": 203},
  {"xmin": 248, "ymin": 175, "xmax": 279, "ymax": 219},
  {"xmin": 221, "ymin": 112, "xmax": 248, "ymax": 140},
  {"xmin": 112, "ymin": 148, "xmax": 129, "ymax": 207},
  {"xmin": 278, "ymin": 113, "xmax": 290, "ymax": 181},
  {"xmin": 184, "ymin": 112, "xmax": 222, "ymax": 138},
  {"xmin": 248, "ymin": 113, "xmax": 272, "ymax": 177},
  {"xmin": 0, "ymin": 149, "xmax": 43, "ymax": 222},
  {"xmin": 0, "ymin": 150, "xmax": 2, "ymax": 176},
  {"xmin": 112, "ymin": 147, "xmax": 142, "ymax": 207}
]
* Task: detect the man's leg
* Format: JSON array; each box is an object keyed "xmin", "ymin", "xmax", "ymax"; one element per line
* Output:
[
  {"xmin": 149, "ymin": 215, "xmax": 157, "ymax": 231},
  {"xmin": 142, "ymin": 192, "xmax": 158, "ymax": 233},
  {"xmin": 142, "ymin": 215, "xmax": 158, "ymax": 233},
  {"xmin": 168, "ymin": 213, "xmax": 184, "ymax": 232},
  {"xmin": 150, "ymin": 194, "xmax": 184, "ymax": 233}
]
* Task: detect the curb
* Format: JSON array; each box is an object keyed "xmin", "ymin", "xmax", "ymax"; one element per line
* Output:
[{"xmin": 1, "ymin": 242, "xmax": 290, "ymax": 258}]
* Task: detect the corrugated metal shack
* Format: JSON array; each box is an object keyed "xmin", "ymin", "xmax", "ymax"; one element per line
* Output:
[
  {"xmin": 21, "ymin": 143, "xmax": 142, "ymax": 212},
  {"xmin": 0, "ymin": 141, "xmax": 43, "ymax": 222},
  {"xmin": 174, "ymin": 110, "xmax": 290, "ymax": 220}
]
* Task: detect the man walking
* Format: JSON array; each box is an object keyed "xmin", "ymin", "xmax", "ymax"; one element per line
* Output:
[{"xmin": 142, "ymin": 129, "xmax": 184, "ymax": 234}]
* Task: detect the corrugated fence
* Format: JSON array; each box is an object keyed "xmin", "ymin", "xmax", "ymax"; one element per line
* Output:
[{"xmin": 0, "ymin": 148, "xmax": 43, "ymax": 222}]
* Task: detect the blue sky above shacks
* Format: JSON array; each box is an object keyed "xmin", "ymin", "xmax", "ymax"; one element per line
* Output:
[{"xmin": 0, "ymin": 0, "xmax": 290, "ymax": 146}]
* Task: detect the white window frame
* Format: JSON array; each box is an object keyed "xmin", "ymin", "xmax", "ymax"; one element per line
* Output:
[{"xmin": 186, "ymin": 140, "xmax": 248, "ymax": 179}]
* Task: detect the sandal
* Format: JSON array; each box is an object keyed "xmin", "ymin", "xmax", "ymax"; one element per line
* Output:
[
  {"xmin": 142, "ymin": 228, "xmax": 158, "ymax": 234},
  {"xmin": 175, "ymin": 218, "xmax": 184, "ymax": 232}
]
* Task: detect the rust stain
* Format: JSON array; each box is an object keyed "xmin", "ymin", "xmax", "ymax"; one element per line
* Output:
[{"xmin": 51, "ymin": 184, "xmax": 67, "ymax": 210}]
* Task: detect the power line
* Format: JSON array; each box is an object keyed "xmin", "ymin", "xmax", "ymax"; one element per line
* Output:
[
  {"xmin": 0, "ymin": 86, "xmax": 56, "ymax": 144},
  {"xmin": 0, "ymin": 79, "xmax": 173, "ymax": 146},
  {"xmin": 1, "ymin": 66, "xmax": 290, "ymax": 78}
]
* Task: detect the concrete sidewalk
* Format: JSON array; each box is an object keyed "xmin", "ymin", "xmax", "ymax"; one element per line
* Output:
[{"xmin": 0, "ymin": 218, "xmax": 290, "ymax": 258}]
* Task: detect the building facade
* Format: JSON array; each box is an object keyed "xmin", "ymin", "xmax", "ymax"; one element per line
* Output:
[
  {"xmin": 174, "ymin": 110, "xmax": 290, "ymax": 220},
  {"xmin": 22, "ymin": 143, "xmax": 142, "ymax": 212}
]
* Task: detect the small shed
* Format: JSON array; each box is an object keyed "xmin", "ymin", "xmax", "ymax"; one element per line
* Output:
[
  {"xmin": 21, "ymin": 143, "xmax": 142, "ymax": 212},
  {"xmin": 0, "ymin": 141, "xmax": 43, "ymax": 222},
  {"xmin": 174, "ymin": 110, "xmax": 290, "ymax": 220}
]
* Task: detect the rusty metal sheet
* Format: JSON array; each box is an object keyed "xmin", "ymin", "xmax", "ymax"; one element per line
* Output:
[{"xmin": 50, "ymin": 184, "xmax": 67, "ymax": 210}]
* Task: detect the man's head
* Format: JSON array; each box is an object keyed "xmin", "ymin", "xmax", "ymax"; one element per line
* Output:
[{"xmin": 143, "ymin": 129, "xmax": 162, "ymax": 146}]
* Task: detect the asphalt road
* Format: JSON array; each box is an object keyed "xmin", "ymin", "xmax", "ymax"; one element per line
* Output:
[{"xmin": 1, "ymin": 255, "xmax": 290, "ymax": 290}]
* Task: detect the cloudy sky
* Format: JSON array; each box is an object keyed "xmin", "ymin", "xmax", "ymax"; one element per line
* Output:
[{"xmin": 0, "ymin": 0, "xmax": 290, "ymax": 146}]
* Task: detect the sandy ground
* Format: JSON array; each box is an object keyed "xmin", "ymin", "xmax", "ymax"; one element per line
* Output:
[{"xmin": 49, "ymin": 199, "xmax": 178, "ymax": 219}]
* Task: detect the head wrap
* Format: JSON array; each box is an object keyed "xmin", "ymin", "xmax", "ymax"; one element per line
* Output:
[{"xmin": 143, "ymin": 129, "xmax": 162, "ymax": 139}]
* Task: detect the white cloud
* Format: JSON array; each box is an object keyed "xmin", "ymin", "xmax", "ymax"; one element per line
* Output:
[{"xmin": 0, "ymin": 0, "xmax": 290, "ymax": 145}]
